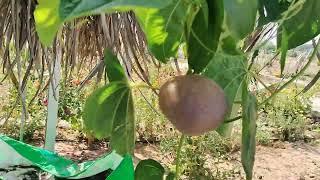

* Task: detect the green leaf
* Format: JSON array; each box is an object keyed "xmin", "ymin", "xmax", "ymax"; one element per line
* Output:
[
  {"xmin": 59, "ymin": 0, "xmax": 172, "ymax": 21},
  {"xmin": 279, "ymin": 0, "xmax": 320, "ymax": 49},
  {"xmin": 110, "ymin": 90, "xmax": 135, "ymax": 155},
  {"xmin": 218, "ymin": 34, "xmax": 242, "ymax": 55},
  {"xmin": 224, "ymin": 0, "xmax": 258, "ymax": 39},
  {"xmin": 104, "ymin": 49, "xmax": 127, "ymax": 82},
  {"xmin": 203, "ymin": 53, "xmax": 247, "ymax": 106},
  {"xmin": 134, "ymin": 0, "xmax": 190, "ymax": 62},
  {"xmin": 107, "ymin": 155, "xmax": 134, "ymax": 180},
  {"xmin": 34, "ymin": 0, "xmax": 172, "ymax": 46},
  {"xmin": 165, "ymin": 172, "xmax": 175, "ymax": 180},
  {"xmin": 257, "ymin": 0, "xmax": 291, "ymax": 26},
  {"xmin": 187, "ymin": 0, "xmax": 224, "ymax": 73},
  {"xmin": 203, "ymin": 53, "xmax": 247, "ymax": 136},
  {"xmin": 279, "ymin": 27, "xmax": 289, "ymax": 75},
  {"xmin": 83, "ymin": 82, "xmax": 135, "ymax": 155},
  {"xmin": 241, "ymin": 87, "xmax": 257, "ymax": 180},
  {"xmin": 34, "ymin": 0, "xmax": 62, "ymax": 45},
  {"xmin": 135, "ymin": 159, "xmax": 165, "ymax": 180}
]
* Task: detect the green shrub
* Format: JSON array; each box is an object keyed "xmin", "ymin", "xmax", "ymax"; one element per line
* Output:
[
  {"xmin": 258, "ymin": 88, "xmax": 311, "ymax": 142},
  {"xmin": 0, "ymin": 81, "xmax": 46, "ymax": 140},
  {"xmin": 256, "ymin": 123, "xmax": 272, "ymax": 145},
  {"xmin": 160, "ymin": 132, "xmax": 234, "ymax": 179},
  {"xmin": 58, "ymin": 85, "xmax": 85, "ymax": 130}
]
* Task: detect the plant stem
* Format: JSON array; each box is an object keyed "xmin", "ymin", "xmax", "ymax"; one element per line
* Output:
[
  {"xmin": 224, "ymin": 115, "xmax": 243, "ymax": 123},
  {"xmin": 176, "ymin": 134, "xmax": 185, "ymax": 179},
  {"xmin": 130, "ymin": 83, "xmax": 160, "ymax": 91}
]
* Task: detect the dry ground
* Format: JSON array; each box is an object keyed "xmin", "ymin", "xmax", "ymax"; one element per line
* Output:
[{"xmin": 45, "ymin": 128, "xmax": 320, "ymax": 180}]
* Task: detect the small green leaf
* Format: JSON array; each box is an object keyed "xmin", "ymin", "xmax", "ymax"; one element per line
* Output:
[
  {"xmin": 241, "ymin": 86, "xmax": 257, "ymax": 180},
  {"xmin": 187, "ymin": 0, "xmax": 224, "ymax": 73},
  {"xmin": 165, "ymin": 172, "xmax": 175, "ymax": 180},
  {"xmin": 135, "ymin": 0, "xmax": 190, "ymax": 62},
  {"xmin": 104, "ymin": 49, "xmax": 127, "ymax": 82},
  {"xmin": 135, "ymin": 159, "xmax": 165, "ymax": 180},
  {"xmin": 34, "ymin": 0, "xmax": 62, "ymax": 45},
  {"xmin": 280, "ymin": 27, "xmax": 289, "ymax": 75},
  {"xmin": 224, "ymin": 0, "xmax": 258, "ymax": 39},
  {"xmin": 83, "ymin": 82, "xmax": 135, "ymax": 155},
  {"xmin": 279, "ymin": 0, "xmax": 320, "ymax": 49}
]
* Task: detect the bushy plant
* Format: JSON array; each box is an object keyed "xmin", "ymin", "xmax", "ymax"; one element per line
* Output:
[
  {"xmin": 258, "ymin": 88, "xmax": 311, "ymax": 142},
  {"xmin": 0, "ymin": 83, "xmax": 45, "ymax": 141},
  {"xmin": 58, "ymin": 85, "xmax": 85, "ymax": 130},
  {"xmin": 160, "ymin": 132, "xmax": 234, "ymax": 179}
]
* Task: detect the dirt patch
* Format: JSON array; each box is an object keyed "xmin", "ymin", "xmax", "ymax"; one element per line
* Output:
[
  {"xmin": 3, "ymin": 127, "xmax": 320, "ymax": 179},
  {"xmin": 252, "ymin": 143, "xmax": 320, "ymax": 180},
  {"xmin": 36, "ymin": 128, "xmax": 320, "ymax": 179},
  {"xmin": 132, "ymin": 142, "xmax": 320, "ymax": 180}
]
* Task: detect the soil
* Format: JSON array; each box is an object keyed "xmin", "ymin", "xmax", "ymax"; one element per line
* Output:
[
  {"xmin": 135, "ymin": 142, "xmax": 320, "ymax": 180},
  {"xmin": 41, "ymin": 128, "xmax": 320, "ymax": 180},
  {"xmin": 252, "ymin": 143, "xmax": 320, "ymax": 180}
]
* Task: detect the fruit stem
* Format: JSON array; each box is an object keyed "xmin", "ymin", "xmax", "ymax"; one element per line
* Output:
[
  {"xmin": 176, "ymin": 134, "xmax": 185, "ymax": 179},
  {"xmin": 130, "ymin": 83, "xmax": 159, "ymax": 91}
]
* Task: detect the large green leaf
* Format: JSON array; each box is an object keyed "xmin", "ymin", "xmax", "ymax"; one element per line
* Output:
[
  {"xmin": 110, "ymin": 90, "xmax": 135, "ymax": 155},
  {"xmin": 34, "ymin": 0, "xmax": 172, "ymax": 46},
  {"xmin": 203, "ymin": 53, "xmax": 247, "ymax": 106},
  {"xmin": 104, "ymin": 49, "xmax": 127, "ymax": 82},
  {"xmin": 258, "ymin": 0, "xmax": 291, "ymax": 26},
  {"xmin": 241, "ymin": 86, "xmax": 257, "ymax": 180},
  {"xmin": 83, "ymin": 82, "xmax": 135, "ymax": 155},
  {"xmin": 135, "ymin": 159, "xmax": 165, "ymax": 180},
  {"xmin": 59, "ymin": 0, "xmax": 172, "ymax": 21},
  {"xmin": 187, "ymin": 0, "xmax": 224, "ymax": 73},
  {"xmin": 203, "ymin": 53, "xmax": 247, "ymax": 135},
  {"xmin": 134, "ymin": 0, "xmax": 190, "ymax": 62},
  {"xmin": 218, "ymin": 33, "xmax": 242, "ymax": 55},
  {"xmin": 279, "ymin": 0, "xmax": 320, "ymax": 49},
  {"xmin": 224, "ymin": 0, "xmax": 258, "ymax": 39}
]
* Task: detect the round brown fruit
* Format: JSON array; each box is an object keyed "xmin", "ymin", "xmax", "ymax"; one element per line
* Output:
[{"xmin": 159, "ymin": 75, "xmax": 228, "ymax": 136}]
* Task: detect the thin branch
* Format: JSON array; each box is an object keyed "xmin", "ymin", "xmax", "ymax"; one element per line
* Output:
[{"xmin": 259, "ymin": 39, "xmax": 320, "ymax": 107}]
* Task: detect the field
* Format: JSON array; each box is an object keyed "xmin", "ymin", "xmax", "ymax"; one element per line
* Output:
[
  {"xmin": 1, "ymin": 1, "xmax": 320, "ymax": 179},
  {"xmin": 1, "ymin": 50, "xmax": 320, "ymax": 179}
]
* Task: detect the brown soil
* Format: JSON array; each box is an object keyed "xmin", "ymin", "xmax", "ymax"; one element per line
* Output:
[
  {"xmin": 44, "ymin": 128, "xmax": 320, "ymax": 180},
  {"xmin": 252, "ymin": 143, "xmax": 320, "ymax": 180},
  {"xmin": 134, "ymin": 142, "xmax": 320, "ymax": 180}
]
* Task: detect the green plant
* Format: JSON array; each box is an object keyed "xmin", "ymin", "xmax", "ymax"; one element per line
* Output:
[
  {"xmin": 259, "ymin": 88, "xmax": 311, "ymax": 142},
  {"xmin": 256, "ymin": 124, "xmax": 273, "ymax": 146},
  {"xmin": 58, "ymin": 85, "xmax": 85, "ymax": 130},
  {"xmin": 134, "ymin": 88, "xmax": 170, "ymax": 143},
  {"xmin": 160, "ymin": 132, "xmax": 234, "ymax": 179},
  {"xmin": 0, "ymin": 84, "xmax": 45, "ymax": 141},
  {"xmin": 33, "ymin": 0, "xmax": 320, "ymax": 179}
]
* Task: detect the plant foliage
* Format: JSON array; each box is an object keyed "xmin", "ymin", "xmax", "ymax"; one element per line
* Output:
[{"xmin": 33, "ymin": 0, "xmax": 320, "ymax": 179}]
